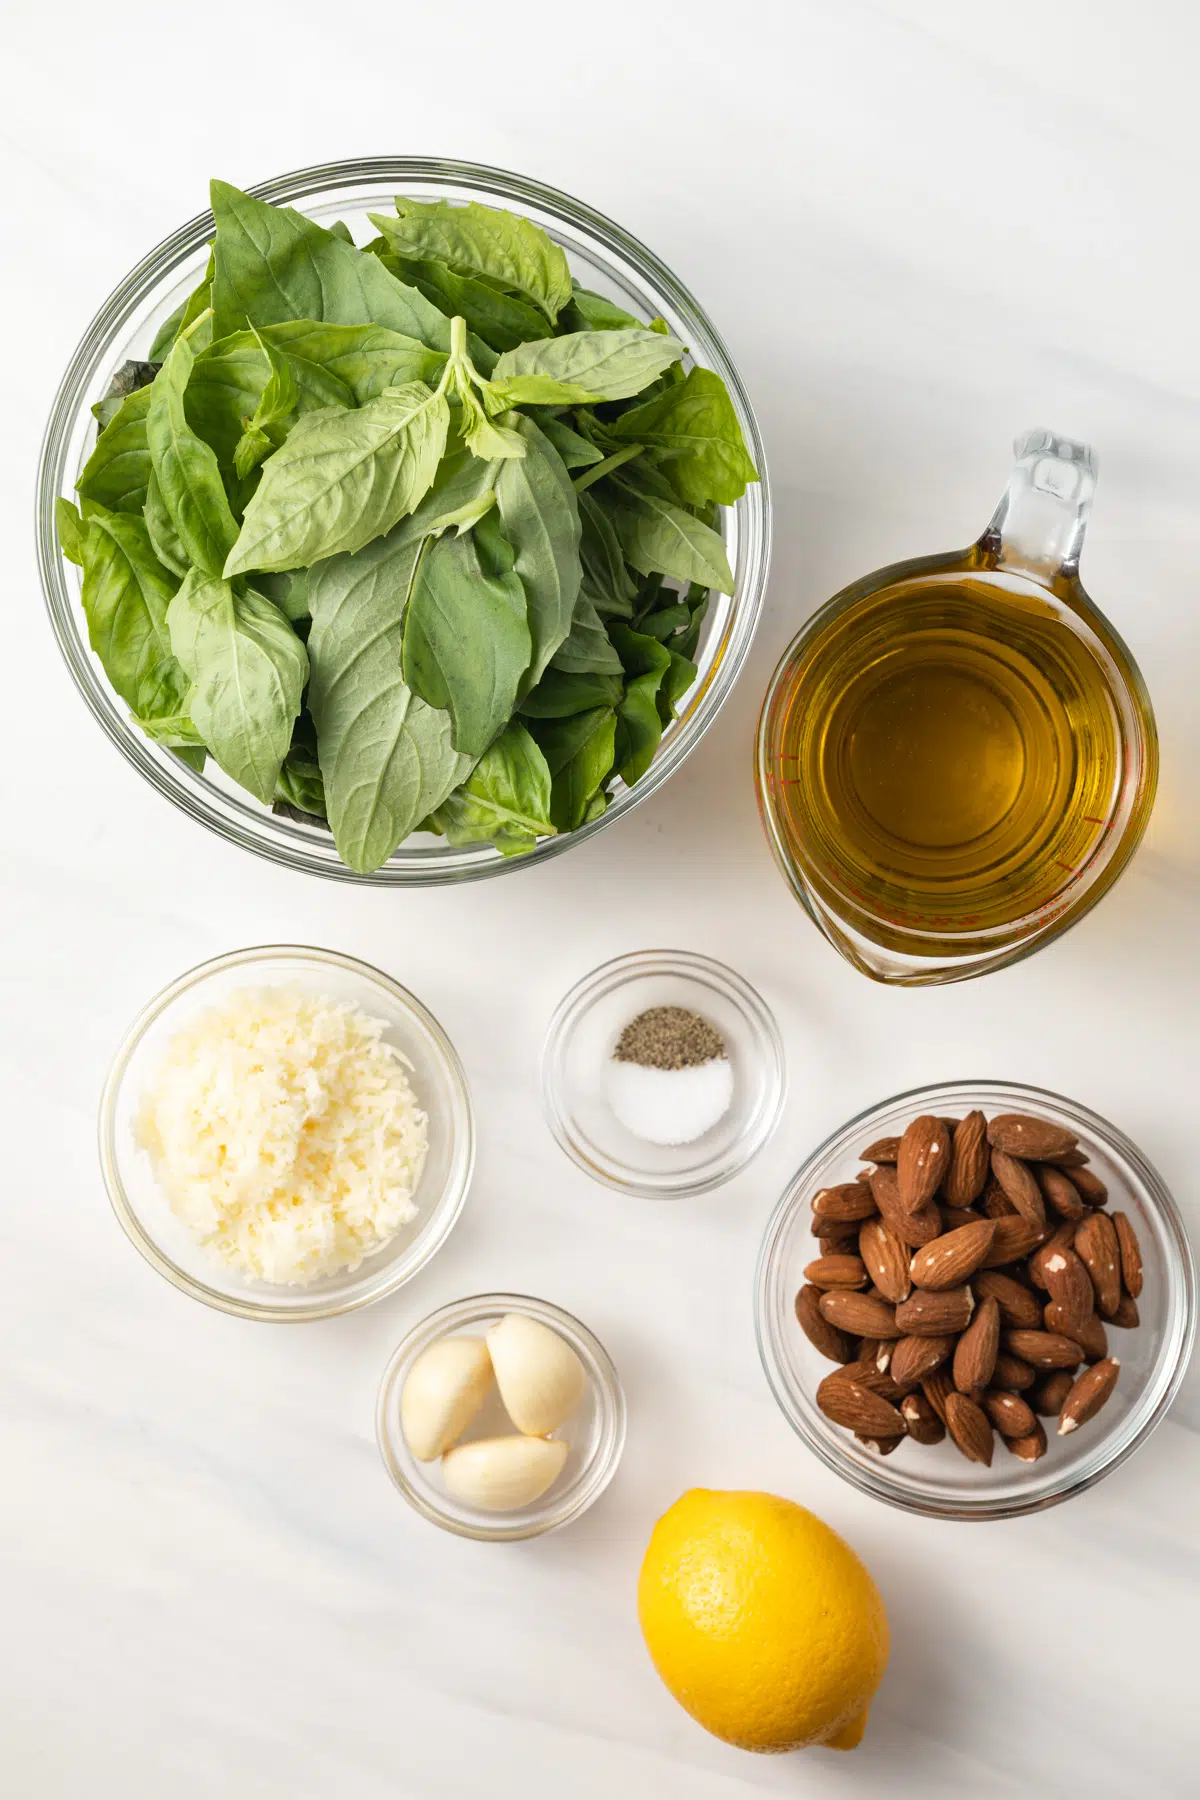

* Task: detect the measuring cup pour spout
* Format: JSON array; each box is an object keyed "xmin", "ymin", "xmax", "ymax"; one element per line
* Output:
[{"xmin": 982, "ymin": 428, "xmax": 1096, "ymax": 586}]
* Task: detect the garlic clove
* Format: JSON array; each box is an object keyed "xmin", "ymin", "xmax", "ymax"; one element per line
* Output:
[
  {"xmin": 400, "ymin": 1335, "xmax": 493, "ymax": 1462},
  {"xmin": 486, "ymin": 1313, "xmax": 588, "ymax": 1437},
  {"xmin": 441, "ymin": 1434, "xmax": 570, "ymax": 1512}
]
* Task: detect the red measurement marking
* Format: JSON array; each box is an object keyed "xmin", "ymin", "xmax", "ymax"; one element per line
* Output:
[
  {"xmin": 1082, "ymin": 816, "xmax": 1107, "ymax": 825},
  {"xmin": 1054, "ymin": 859, "xmax": 1076, "ymax": 873}
]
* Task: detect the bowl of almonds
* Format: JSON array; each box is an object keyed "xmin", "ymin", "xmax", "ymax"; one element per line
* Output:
[{"xmin": 755, "ymin": 1081, "xmax": 1194, "ymax": 1518}]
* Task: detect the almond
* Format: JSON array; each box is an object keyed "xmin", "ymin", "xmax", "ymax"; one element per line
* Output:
[
  {"xmin": 987, "ymin": 1113, "xmax": 1078, "ymax": 1160},
  {"xmin": 1066, "ymin": 1165, "xmax": 1107, "ymax": 1204},
  {"xmin": 1031, "ymin": 1370, "xmax": 1074, "ymax": 1416},
  {"xmin": 1057, "ymin": 1357, "xmax": 1120, "ymax": 1435},
  {"xmin": 1044, "ymin": 1303, "xmax": 1108, "ymax": 1363},
  {"xmin": 841, "ymin": 1359, "xmax": 905, "ymax": 1404},
  {"xmin": 1043, "ymin": 1147, "xmax": 1089, "ymax": 1168},
  {"xmin": 940, "ymin": 1205, "xmax": 985, "ymax": 1232},
  {"xmin": 818, "ymin": 1290, "xmax": 901, "ymax": 1339},
  {"xmin": 943, "ymin": 1110, "xmax": 990, "ymax": 1205},
  {"xmin": 909, "ymin": 1219, "xmax": 996, "ymax": 1291},
  {"xmin": 944, "ymin": 1391, "xmax": 994, "ymax": 1465},
  {"xmin": 992, "ymin": 1352, "xmax": 1036, "ymax": 1392},
  {"xmin": 1029, "ymin": 1220, "xmax": 1078, "ymax": 1288},
  {"xmin": 920, "ymin": 1367, "xmax": 955, "ymax": 1426},
  {"xmin": 812, "ymin": 1182, "xmax": 879, "ymax": 1224},
  {"xmin": 858, "ymin": 1218, "xmax": 912, "ymax": 1304},
  {"xmin": 860, "ymin": 1135, "xmax": 899, "ymax": 1163},
  {"xmin": 1039, "ymin": 1246, "xmax": 1094, "ymax": 1331},
  {"xmin": 982, "ymin": 1389, "xmax": 1038, "ymax": 1438},
  {"xmin": 817, "ymin": 1230, "xmax": 859, "ymax": 1256},
  {"xmin": 802, "ymin": 1254, "xmax": 869, "ymax": 1290},
  {"xmin": 1005, "ymin": 1422, "xmax": 1048, "ymax": 1462},
  {"xmin": 1036, "ymin": 1164, "xmax": 1087, "ymax": 1220},
  {"xmin": 990, "ymin": 1149, "xmax": 1047, "ymax": 1228},
  {"xmin": 869, "ymin": 1165, "xmax": 942, "ymax": 1247},
  {"xmin": 897, "ymin": 1115, "xmax": 950, "ymax": 1212},
  {"xmin": 1112, "ymin": 1211, "xmax": 1143, "ymax": 1300},
  {"xmin": 1110, "ymin": 1293, "xmax": 1140, "ymax": 1329},
  {"xmin": 855, "ymin": 1433, "xmax": 903, "ymax": 1455},
  {"xmin": 815, "ymin": 1372, "xmax": 905, "ymax": 1437},
  {"xmin": 973, "ymin": 1270, "xmax": 1044, "ymax": 1330},
  {"xmin": 982, "ymin": 1180, "xmax": 1018, "ymax": 1219},
  {"xmin": 953, "ymin": 1295, "xmax": 1000, "ymax": 1393},
  {"xmin": 1075, "ymin": 1212, "xmax": 1121, "ymax": 1318},
  {"xmin": 900, "ymin": 1392, "xmax": 945, "ymax": 1445},
  {"xmin": 1002, "ymin": 1328, "xmax": 1085, "ymax": 1370},
  {"xmin": 794, "ymin": 1285, "xmax": 854, "ymax": 1364},
  {"xmin": 858, "ymin": 1337, "xmax": 893, "ymax": 1375},
  {"xmin": 889, "ymin": 1333, "xmax": 956, "ymax": 1390},
  {"xmin": 895, "ymin": 1286, "xmax": 974, "ymax": 1337},
  {"xmin": 980, "ymin": 1216, "xmax": 1048, "ymax": 1267}
]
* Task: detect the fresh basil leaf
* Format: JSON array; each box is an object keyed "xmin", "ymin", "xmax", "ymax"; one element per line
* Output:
[
  {"xmin": 210, "ymin": 181, "xmax": 457, "ymax": 352},
  {"xmin": 307, "ymin": 534, "xmax": 471, "ymax": 871},
  {"xmin": 56, "ymin": 497, "xmax": 87, "ymax": 566},
  {"xmin": 148, "ymin": 299, "xmax": 189, "ymax": 362},
  {"xmin": 186, "ymin": 330, "xmax": 351, "ymax": 467},
  {"xmin": 147, "ymin": 335, "xmax": 240, "ymax": 578},
  {"xmin": 659, "ymin": 646, "xmax": 699, "ymax": 722},
  {"xmin": 133, "ymin": 710, "xmax": 206, "ymax": 747},
  {"xmin": 77, "ymin": 385, "xmax": 153, "ymax": 514},
  {"xmin": 491, "ymin": 329, "xmax": 685, "ymax": 404},
  {"xmin": 675, "ymin": 583, "xmax": 711, "ymax": 660},
  {"xmin": 75, "ymin": 506, "xmax": 191, "ymax": 721},
  {"xmin": 550, "ymin": 591, "xmax": 622, "ymax": 675},
  {"xmin": 254, "ymin": 567, "xmax": 310, "ymax": 622},
  {"xmin": 402, "ymin": 511, "xmax": 531, "ymax": 757},
  {"xmin": 428, "ymin": 722, "xmax": 555, "ymax": 856},
  {"xmin": 232, "ymin": 328, "xmax": 300, "ymax": 478},
  {"xmin": 578, "ymin": 492, "xmax": 636, "ymax": 618},
  {"xmin": 637, "ymin": 601, "xmax": 690, "ymax": 641},
  {"xmin": 560, "ymin": 287, "xmax": 643, "ymax": 333},
  {"xmin": 224, "ymin": 381, "xmax": 450, "ymax": 575},
  {"xmin": 381, "ymin": 251, "xmax": 547, "ymax": 352},
  {"xmin": 608, "ymin": 480, "xmax": 734, "ymax": 594},
  {"xmin": 93, "ymin": 360, "xmax": 160, "ymax": 429},
  {"xmin": 529, "ymin": 706, "xmax": 617, "ymax": 831},
  {"xmin": 458, "ymin": 389, "xmax": 528, "ymax": 461},
  {"xmin": 370, "ymin": 199, "xmax": 571, "ymax": 323},
  {"xmin": 261, "ymin": 319, "xmax": 445, "ymax": 403},
  {"xmin": 610, "ymin": 624, "xmax": 670, "ymax": 783},
  {"xmin": 495, "ymin": 414, "xmax": 582, "ymax": 694},
  {"xmin": 538, "ymin": 418, "xmax": 603, "ymax": 469},
  {"xmin": 143, "ymin": 472, "xmax": 190, "ymax": 576},
  {"xmin": 274, "ymin": 714, "xmax": 327, "ymax": 820},
  {"xmin": 167, "ymin": 569, "xmax": 307, "ymax": 804},
  {"xmin": 518, "ymin": 668, "xmax": 623, "ymax": 718},
  {"xmin": 608, "ymin": 366, "xmax": 757, "ymax": 506},
  {"xmin": 328, "ymin": 220, "xmax": 355, "ymax": 244}
]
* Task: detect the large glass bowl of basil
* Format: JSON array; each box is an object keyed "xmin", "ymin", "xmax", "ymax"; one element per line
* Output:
[{"xmin": 37, "ymin": 157, "xmax": 769, "ymax": 885}]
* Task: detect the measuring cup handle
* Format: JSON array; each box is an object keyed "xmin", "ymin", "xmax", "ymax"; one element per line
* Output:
[{"xmin": 981, "ymin": 428, "xmax": 1095, "ymax": 584}]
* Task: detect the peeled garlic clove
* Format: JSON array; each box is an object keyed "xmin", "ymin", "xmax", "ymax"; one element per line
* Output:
[
  {"xmin": 400, "ymin": 1335, "xmax": 493, "ymax": 1462},
  {"xmin": 442, "ymin": 1434, "xmax": 569, "ymax": 1511},
  {"xmin": 486, "ymin": 1313, "xmax": 588, "ymax": 1436}
]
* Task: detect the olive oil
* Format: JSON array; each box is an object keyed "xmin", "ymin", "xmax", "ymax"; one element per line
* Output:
[{"xmin": 768, "ymin": 566, "xmax": 1124, "ymax": 948}]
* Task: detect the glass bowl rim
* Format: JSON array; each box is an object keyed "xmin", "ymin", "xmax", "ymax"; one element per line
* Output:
[
  {"xmin": 755, "ymin": 1076, "xmax": 1195, "ymax": 1519},
  {"xmin": 37, "ymin": 154, "xmax": 771, "ymax": 886},
  {"xmin": 97, "ymin": 942, "xmax": 475, "ymax": 1322},
  {"xmin": 375, "ymin": 1290, "xmax": 627, "ymax": 1540},
  {"xmin": 540, "ymin": 947, "xmax": 787, "ymax": 1198}
]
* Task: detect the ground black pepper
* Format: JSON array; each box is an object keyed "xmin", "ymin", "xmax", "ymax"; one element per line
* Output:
[{"xmin": 613, "ymin": 1006, "xmax": 726, "ymax": 1071}]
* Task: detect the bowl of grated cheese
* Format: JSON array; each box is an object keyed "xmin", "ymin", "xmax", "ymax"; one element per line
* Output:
[{"xmin": 99, "ymin": 945, "xmax": 474, "ymax": 1320}]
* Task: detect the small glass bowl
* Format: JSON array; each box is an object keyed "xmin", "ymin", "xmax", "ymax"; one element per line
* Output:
[
  {"xmin": 98, "ymin": 945, "xmax": 474, "ymax": 1322},
  {"xmin": 541, "ymin": 949, "xmax": 785, "ymax": 1198},
  {"xmin": 376, "ymin": 1293, "xmax": 626, "ymax": 1540},
  {"xmin": 756, "ymin": 1080, "xmax": 1195, "ymax": 1519}
]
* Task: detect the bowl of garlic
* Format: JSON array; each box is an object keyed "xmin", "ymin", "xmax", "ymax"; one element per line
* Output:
[{"xmin": 376, "ymin": 1294, "xmax": 626, "ymax": 1540}]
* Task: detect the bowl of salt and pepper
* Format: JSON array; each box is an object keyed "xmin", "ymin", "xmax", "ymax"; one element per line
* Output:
[{"xmin": 541, "ymin": 950, "xmax": 786, "ymax": 1197}]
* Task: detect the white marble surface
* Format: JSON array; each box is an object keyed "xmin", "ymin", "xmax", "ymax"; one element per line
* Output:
[{"xmin": 4, "ymin": 2, "xmax": 1200, "ymax": 1794}]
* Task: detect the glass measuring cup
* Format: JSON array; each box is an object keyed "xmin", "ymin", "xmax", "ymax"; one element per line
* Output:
[{"xmin": 756, "ymin": 431, "xmax": 1158, "ymax": 985}]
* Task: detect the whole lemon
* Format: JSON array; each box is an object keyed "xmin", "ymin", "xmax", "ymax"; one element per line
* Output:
[{"xmin": 637, "ymin": 1489, "xmax": 888, "ymax": 1753}]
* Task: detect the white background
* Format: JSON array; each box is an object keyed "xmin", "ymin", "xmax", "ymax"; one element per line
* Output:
[{"xmin": 4, "ymin": 3, "xmax": 1199, "ymax": 1795}]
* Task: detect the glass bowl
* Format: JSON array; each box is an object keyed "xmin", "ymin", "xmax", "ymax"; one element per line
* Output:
[
  {"xmin": 37, "ymin": 156, "xmax": 770, "ymax": 885},
  {"xmin": 755, "ymin": 1080, "xmax": 1195, "ymax": 1519},
  {"xmin": 98, "ymin": 945, "xmax": 474, "ymax": 1321},
  {"xmin": 541, "ymin": 949, "xmax": 785, "ymax": 1197},
  {"xmin": 376, "ymin": 1293, "xmax": 626, "ymax": 1540}
]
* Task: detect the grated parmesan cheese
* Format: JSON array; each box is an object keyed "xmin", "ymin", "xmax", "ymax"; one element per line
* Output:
[{"xmin": 134, "ymin": 984, "xmax": 428, "ymax": 1285}]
